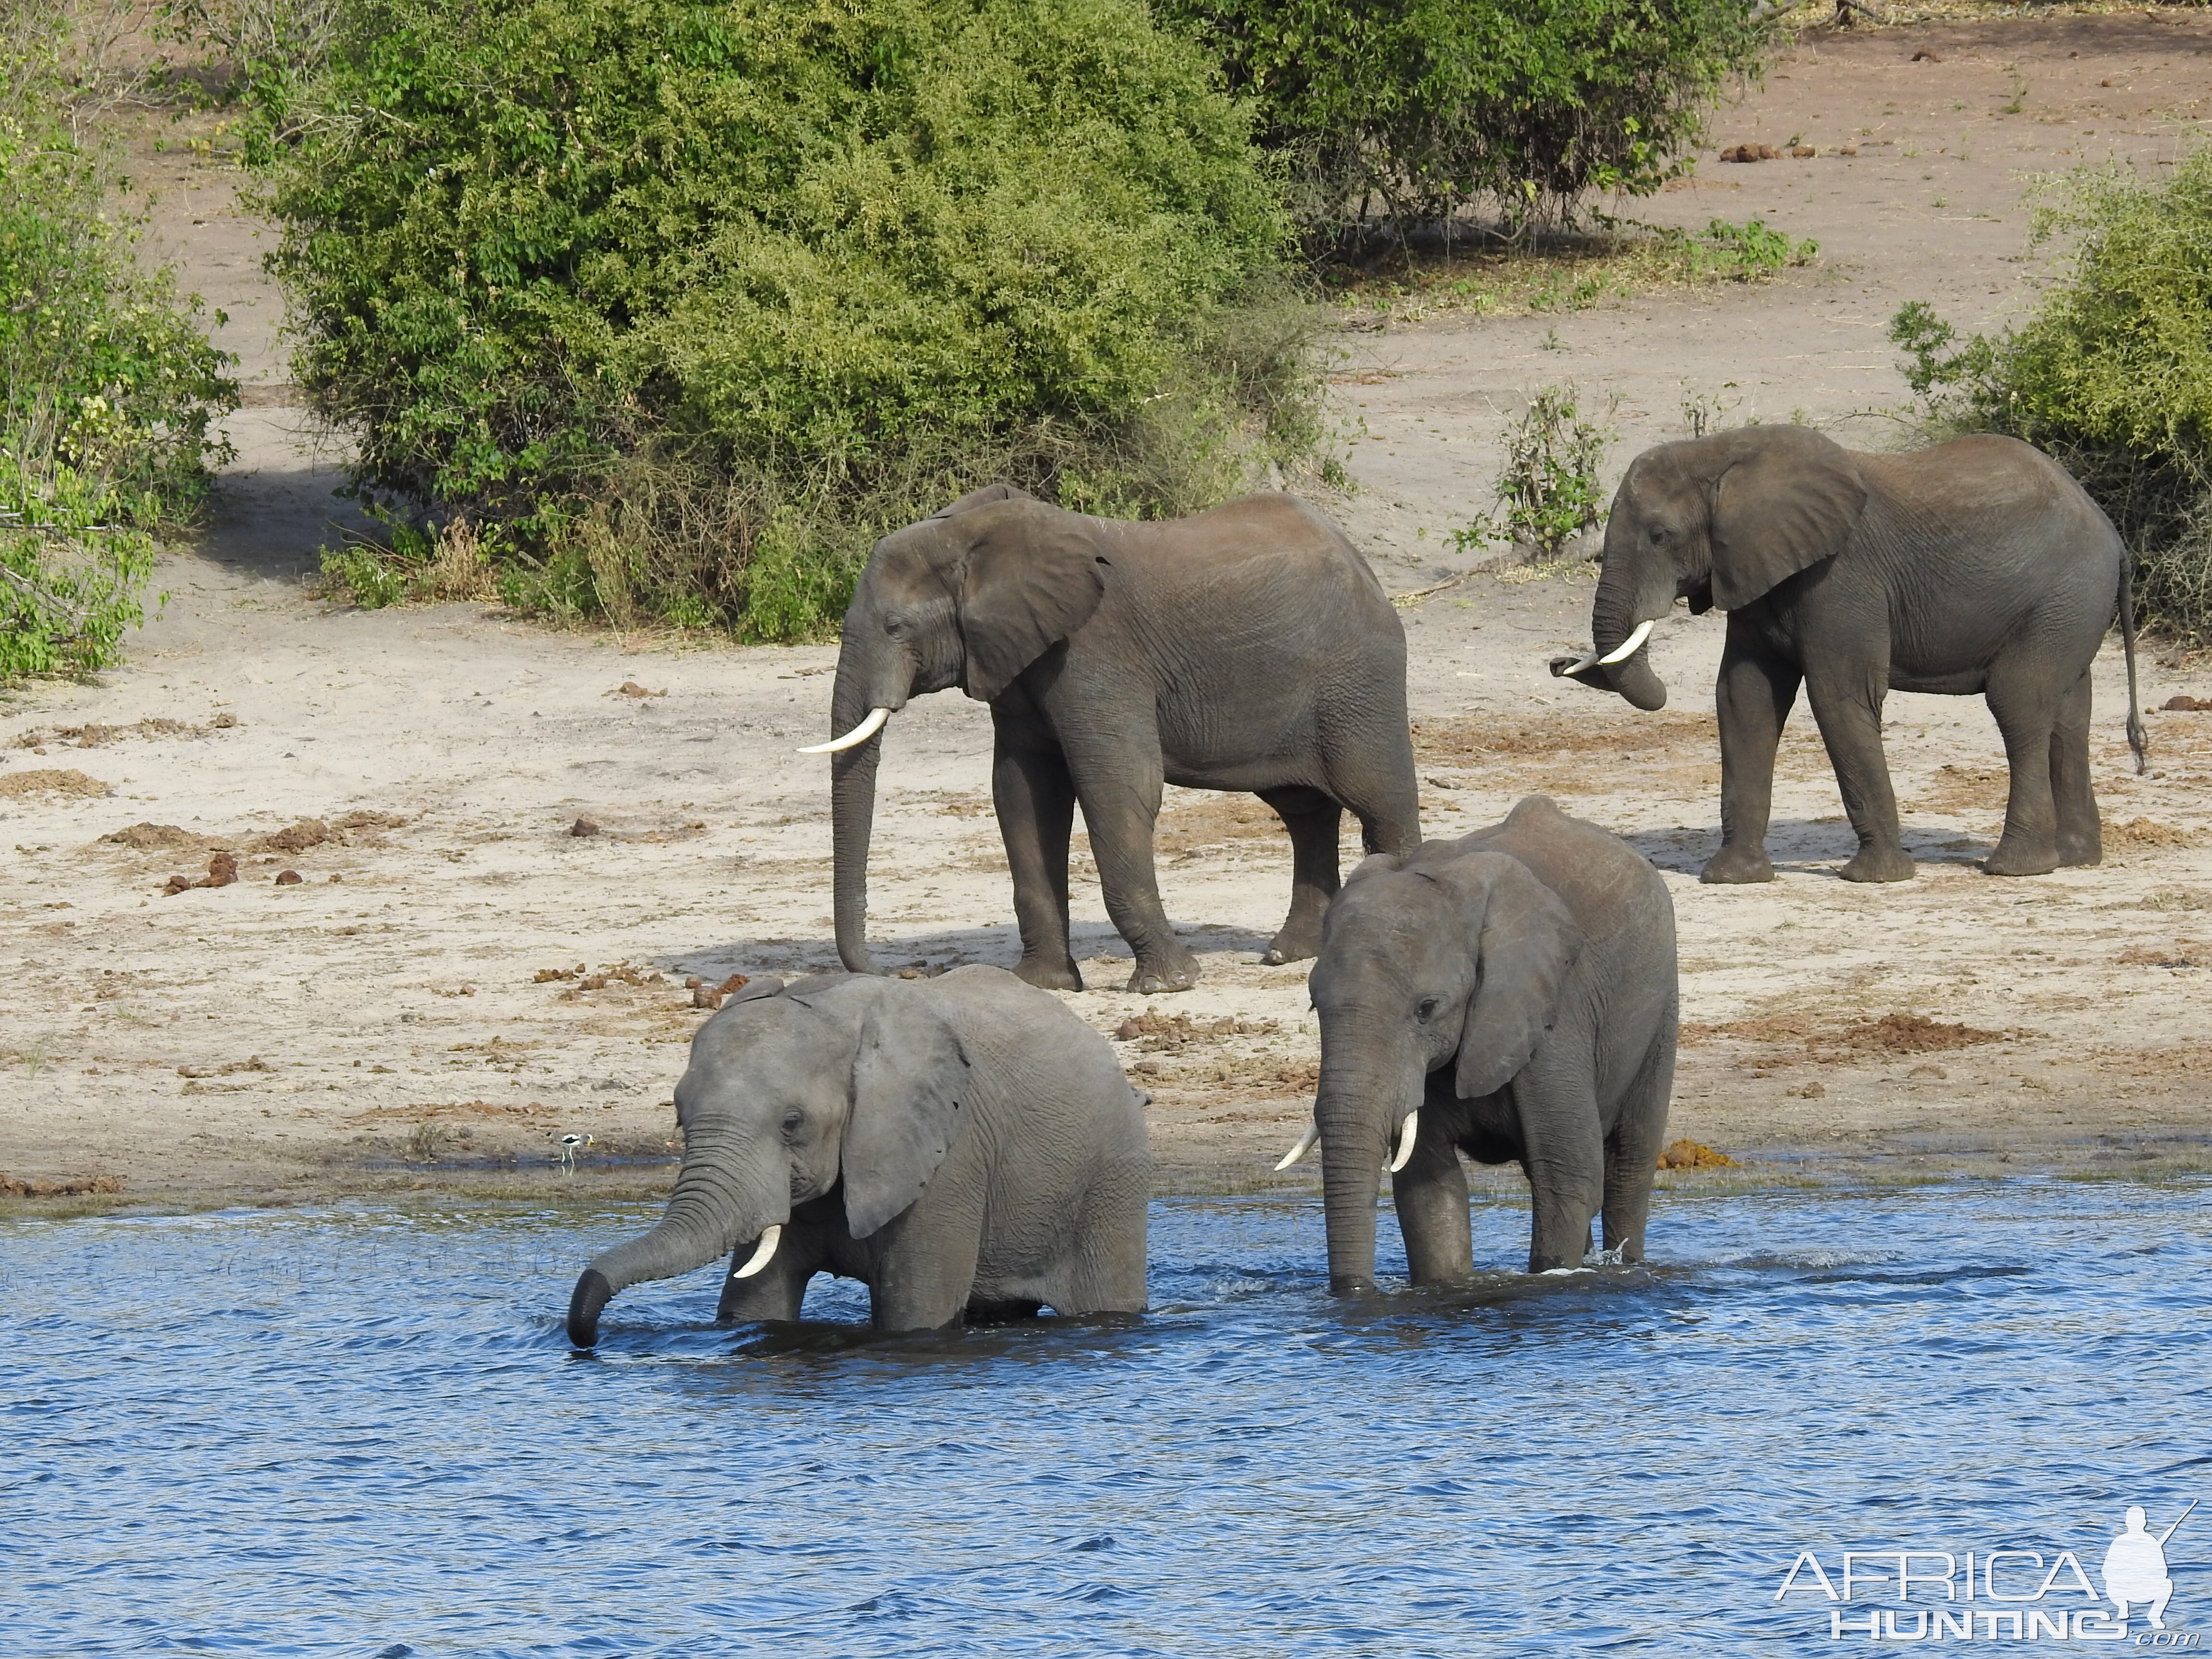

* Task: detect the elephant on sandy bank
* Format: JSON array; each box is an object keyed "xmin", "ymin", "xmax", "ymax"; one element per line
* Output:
[
  {"xmin": 1552, "ymin": 426, "xmax": 2145, "ymax": 884},
  {"xmin": 565, "ymin": 966, "xmax": 1149, "ymax": 1345},
  {"xmin": 811, "ymin": 484, "xmax": 1421, "ymax": 995},
  {"xmin": 1277, "ymin": 796, "xmax": 1677, "ymax": 1291}
]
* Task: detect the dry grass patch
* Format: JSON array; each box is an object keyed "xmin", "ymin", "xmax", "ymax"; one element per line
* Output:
[
  {"xmin": 2106, "ymin": 816, "xmax": 2192, "ymax": 849},
  {"xmin": 1682, "ymin": 1007, "xmax": 2019, "ymax": 1064}
]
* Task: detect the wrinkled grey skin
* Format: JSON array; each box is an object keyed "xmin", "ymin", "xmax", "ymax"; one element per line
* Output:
[
  {"xmin": 1299, "ymin": 796, "xmax": 1677, "ymax": 1293},
  {"xmin": 565, "ymin": 966, "xmax": 1149, "ymax": 1346},
  {"xmin": 1555, "ymin": 427, "xmax": 2143, "ymax": 884},
  {"xmin": 827, "ymin": 484, "xmax": 1420, "ymax": 996}
]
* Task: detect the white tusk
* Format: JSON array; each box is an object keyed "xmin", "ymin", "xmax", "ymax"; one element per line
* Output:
[
  {"xmin": 1273, "ymin": 1122, "xmax": 1321, "ymax": 1171},
  {"xmin": 730, "ymin": 1224, "xmax": 782, "ymax": 1279},
  {"xmin": 1387, "ymin": 1110, "xmax": 1421, "ymax": 1174},
  {"xmin": 1594, "ymin": 618, "xmax": 1656, "ymax": 666},
  {"xmin": 798, "ymin": 706, "xmax": 890, "ymax": 754}
]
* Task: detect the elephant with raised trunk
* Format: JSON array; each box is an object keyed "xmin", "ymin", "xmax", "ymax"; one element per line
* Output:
[
  {"xmin": 1552, "ymin": 426, "xmax": 2146, "ymax": 884},
  {"xmin": 810, "ymin": 484, "xmax": 1421, "ymax": 995},
  {"xmin": 1277, "ymin": 797, "xmax": 1676, "ymax": 1292},
  {"xmin": 565, "ymin": 966, "xmax": 1148, "ymax": 1346}
]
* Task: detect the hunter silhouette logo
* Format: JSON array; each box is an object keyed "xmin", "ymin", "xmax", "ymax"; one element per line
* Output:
[
  {"xmin": 1776, "ymin": 1498, "xmax": 2197, "ymax": 1642},
  {"xmin": 2105, "ymin": 1502, "xmax": 2195, "ymax": 1632}
]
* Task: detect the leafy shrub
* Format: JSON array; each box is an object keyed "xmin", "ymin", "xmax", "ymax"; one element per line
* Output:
[
  {"xmin": 1161, "ymin": 0, "xmax": 1773, "ymax": 246},
  {"xmin": 1890, "ymin": 147, "xmax": 2212, "ymax": 643},
  {"xmin": 1455, "ymin": 385, "xmax": 1615, "ymax": 558},
  {"xmin": 261, "ymin": 0, "xmax": 1317, "ymax": 637},
  {"xmin": 0, "ymin": 6, "xmax": 237, "ymax": 678}
]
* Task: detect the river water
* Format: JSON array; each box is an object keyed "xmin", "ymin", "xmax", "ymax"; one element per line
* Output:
[{"xmin": 6, "ymin": 1179, "xmax": 2207, "ymax": 1655}]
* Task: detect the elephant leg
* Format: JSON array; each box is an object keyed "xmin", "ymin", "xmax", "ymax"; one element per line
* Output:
[
  {"xmin": 992, "ymin": 722, "xmax": 1083, "ymax": 991},
  {"xmin": 1513, "ymin": 1061, "xmax": 1607, "ymax": 1273},
  {"xmin": 1804, "ymin": 663, "xmax": 1915, "ymax": 883},
  {"xmin": 715, "ymin": 1227, "xmax": 822, "ymax": 1323},
  {"xmin": 1984, "ymin": 659, "xmax": 2065, "ymax": 877},
  {"xmin": 2049, "ymin": 665, "xmax": 2101, "ymax": 868},
  {"xmin": 1392, "ymin": 1124, "xmax": 1475, "ymax": 1286},
  {"xmin": 1703, "ymin": 630, "xmax": 1800, "ymax": 885},
  {"xmin": 1258, "ymin": 784, "xmax": 1342, "ymax": 966},
  {"xmin": 1073, "ymin": 747, "xmax": 1200, "ymax": 994},
  {"xmin": 1600, "ymin": 1013, "xmax": 1676, "ymax": 1265},
  {"xmin": 1324, "ymin": 719, "xmax": 1423, "ymax": 860},
  {"xmin": 863, "ymin": 1197, "xmax": 983, "ymax": 1333},
  {"xmin": 1048, "ymin": 1160, "xmax": 1151, "ymax": 1316}
]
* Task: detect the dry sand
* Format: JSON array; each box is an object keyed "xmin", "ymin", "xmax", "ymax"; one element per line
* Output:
[{"xmin": 5, "ymin": 12, "xmax": 2210, "ymax": 1212}]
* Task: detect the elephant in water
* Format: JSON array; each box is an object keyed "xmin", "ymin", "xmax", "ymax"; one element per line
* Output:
[
  {"xmin": 1552, "ymin": 426, "xmax": 2145, "ymax": 883},
  {"xmin": 807, "ymin": 484, "xmax": 1420, "ymax": 995},
  {"xmin": 565, "ymin": 967, "xmax": 1149, "ymax": 1346},
  {"xmin": 1276, "ymin": 797, "xmax": 1677, "ymax": 1291}
]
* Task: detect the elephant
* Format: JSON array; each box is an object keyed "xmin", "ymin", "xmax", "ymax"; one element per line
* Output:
[
  {"xmin": 1276, "ymin": 795, "xmax": 1677, "ymax": 1292},
  {"xmin": 565, "ymin": 965, "xmax": 1149, "ymax": 1346},
  {"xmin": 809, "ymin": 484, "xmax": 1421, "ymax": 995},
  {"xmin": 1551, "ymin": 426, "xmax": 2146, "ymax": 884}
]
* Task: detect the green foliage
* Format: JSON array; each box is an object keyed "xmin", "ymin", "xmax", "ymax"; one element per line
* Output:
[
  {"xmin": 1455, "ymin": 386, "xmax": 1615, "ymax": 559},
  {"xmin": 1160, "ymin": 0, "xmax": 1773, "ymax": 243},
  {"xmin": 0, "ymin": 4, "xmax": 238, "ymax": 678},
  {"xmin": 1664, "ymin": 216, "xmax": 1817, "ymax": 281},
  {"xmin": 1889, "ymin": 148, "xmax": 2212, "ymax": 643},
  {"xmin": 262, "ymin": 0, "xmax": 1316, "ymax": 637}
]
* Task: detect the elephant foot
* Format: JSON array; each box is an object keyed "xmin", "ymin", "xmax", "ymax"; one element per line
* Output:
[
  {"xmin": 1014, "ymin": 955, "xmax": 1085, "ymax": 992},
  {"xmin": 2056, "ymin": 834, "xmax": 2103, "ymax": 868},
  {"xmin": 1836, "ymin": 846, "xmax": 1915, "ymax": 883},
  {"xmin": 1699, "ymin": 844, "xmax": 1776, "ymax": 885},
  {"xmin": 1259, "ymin": 924, "xmax": 1322, "ymax": 967},
  {"xmin": 1127, "ymin": 955, "xmax": 1199, "ymax": 995},
  {"xmin": 1982, "ymin": 841, "xmax": 2058, "ymax": 878}
]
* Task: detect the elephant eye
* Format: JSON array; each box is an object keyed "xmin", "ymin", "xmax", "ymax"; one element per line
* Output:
[
  {"xmin": 780, "ymin": 1110, "xmax": 803, "ymax": 1135},
  {"xmin": 1417, "ymin": 997, "xmax": 1441, "ymax": 1022},
  {"xmin": 1647, "ymin": 524, "xmax": 1667, "ymax": 544}
]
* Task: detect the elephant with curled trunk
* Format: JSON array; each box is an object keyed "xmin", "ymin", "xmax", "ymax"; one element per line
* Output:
[
  {"xmin": 1278, "ymin": 796, "xmax": 1676, "ymax": 1293},
  {"xmin": 565, "ymin": 966, "xmax": 1148, "ymax": 1346},
  {"xmin": 1551, "ymin": 425, "xmax": 2145, "ymax": 884},
  {"xmin": 811, "ymin": 484, "xmax": 1421, "ymax": 995}
]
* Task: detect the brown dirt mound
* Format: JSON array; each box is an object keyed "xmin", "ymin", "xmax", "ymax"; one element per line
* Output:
[
  {"xmin": 102, "ymin": 822, "xmax": 215, "ymax": 850},
  {"xmin": 0, "ymin": 1172, "xmax": 123, "ymax": 1196},
  {"xmin": 1658, "ymin": 1139, "xmax": 1736, "ymax": 1169},
  {"xmin": 2107, "ymin": 817, "xmax": 2191, "ymax": 849},
  {"xmin": 1832, "ymin": 1013, "xmax": 2007, "ymax": 1054},
  {"xmin": 0, "ymin": 768, "xmax": 111, "ymax": 798}
]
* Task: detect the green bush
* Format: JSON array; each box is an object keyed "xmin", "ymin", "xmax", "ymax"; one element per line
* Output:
[
  {"xmin": 1891, "ymin": 147, "xmax": 2212, "ymax": 643},
  {"xmin": 0, "ymin": 7, "xmax": 237, "ymax": 678},
  {"xmin": 262, "ymin": 0, "xmax": 1318, "ymax": 637},
  {"xmin": 1454, "ymin": 385, "xmax": 1614, "ymax": 559},
  {"xmin": 1160, "ymin": 0, "xmax": 1773, "ymax": 245}
]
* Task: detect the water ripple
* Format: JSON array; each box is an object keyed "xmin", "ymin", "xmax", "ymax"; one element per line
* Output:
[{"xmin": 4, "ymin": 1180, "xmax": 2208, "ymax": 1655}]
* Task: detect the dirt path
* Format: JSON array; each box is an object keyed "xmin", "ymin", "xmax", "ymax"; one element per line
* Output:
[{"xmin": 4, "ymin": 12, "xmax": 2209, "ymax": 1210}]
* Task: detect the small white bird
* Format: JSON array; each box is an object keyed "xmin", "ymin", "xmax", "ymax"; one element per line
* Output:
[{"xmin": 556, "ymin": 1132, "xmax": 593, "ymax": 1171}]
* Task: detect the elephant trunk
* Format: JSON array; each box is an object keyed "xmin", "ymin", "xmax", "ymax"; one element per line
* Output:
[
  {"xmin": 828, "ymin": 650, "xmax": 895, "ymax": 975},
  {"xmin": 565, "ymin": 1136, "xmax": 785, "ymax": 1347},
  {"xmin": 1590, "ymin": 546, "xmax": 1671, "ymax": 712},
  {"xmin": 1312, "ymin": 1029, "xmax": 1423, "ymax": 1295}
]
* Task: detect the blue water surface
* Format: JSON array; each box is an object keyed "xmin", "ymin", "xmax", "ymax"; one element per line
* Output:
[{"xmin": 3, "ymin": 1179, "xmax": 2207, "ymax": 1656}]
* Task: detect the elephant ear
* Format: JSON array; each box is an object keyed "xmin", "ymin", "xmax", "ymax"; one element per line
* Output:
[
  {"xmin": 841, "ymin": 988, "xmax": 974, "ymax": 1239},
  {"xmin": 929, "ymin": 481, "xmax": 1037, "ymax": 520},
  {"xmin": 1450, "ymin": 852, "xmax": 1585, "ymax": 1101},
  {"xmin": 1708, "ymin": 427, "xmax": 1868, "ymax": 611},
  {"xmin": 956, "ymin": 501, "xmax": 1109, "ymax": 701}
]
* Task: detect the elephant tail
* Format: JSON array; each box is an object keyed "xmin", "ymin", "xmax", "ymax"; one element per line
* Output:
[{"xmin": 2121, "ymin": 553, "xmax": 2148, "ymax": 775}]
